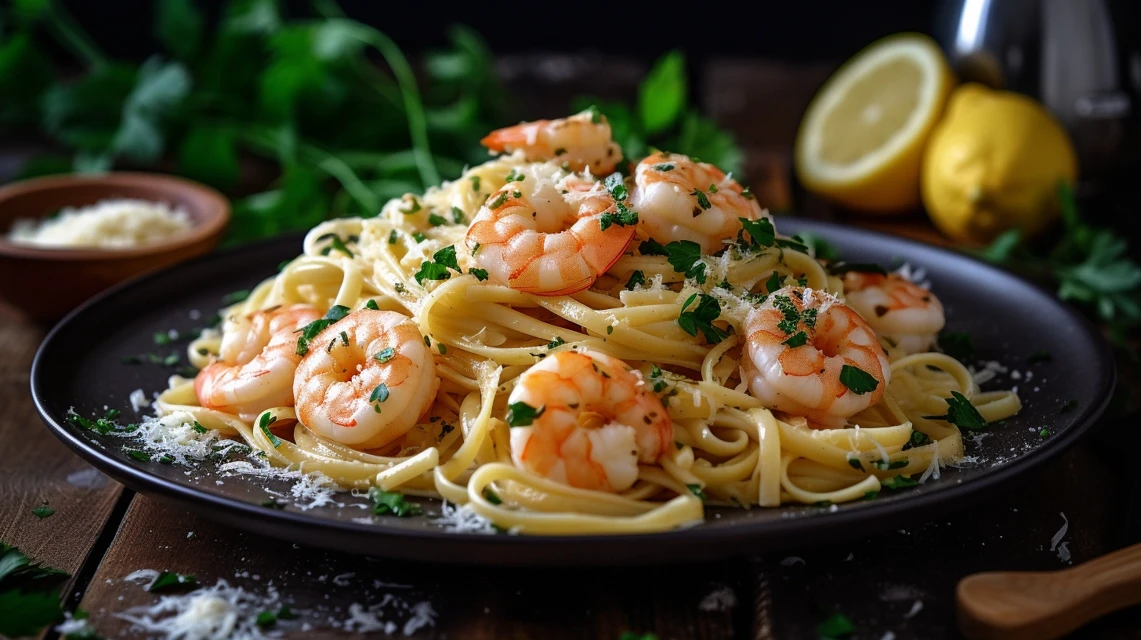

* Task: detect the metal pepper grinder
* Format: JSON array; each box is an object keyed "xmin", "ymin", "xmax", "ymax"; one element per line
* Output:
[{"xmin": 933, "ymin": 0, "xmax": 1139, "ymax": 190}]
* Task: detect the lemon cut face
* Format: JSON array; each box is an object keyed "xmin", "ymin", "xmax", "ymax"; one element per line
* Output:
[{"xmin": 796, "ymin": 34, "xmax": 953, "ymax": 213}]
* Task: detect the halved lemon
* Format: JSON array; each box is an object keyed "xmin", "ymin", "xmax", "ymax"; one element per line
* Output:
[{"xmin": 795, "ymin": 33, "xmax": 954, "ymax": 214}]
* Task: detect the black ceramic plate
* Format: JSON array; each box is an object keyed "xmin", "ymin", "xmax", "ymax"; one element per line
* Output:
[{"xmin": 32, "ymin": 220, "xmax": 1115, "ymax": 566}]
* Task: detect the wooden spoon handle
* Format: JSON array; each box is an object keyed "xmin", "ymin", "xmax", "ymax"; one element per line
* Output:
[{"xmin": 957, "ymin": 542, "xmax": 1141, "ymax": 640}]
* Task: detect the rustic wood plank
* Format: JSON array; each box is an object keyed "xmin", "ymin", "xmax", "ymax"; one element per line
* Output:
[
  {"xmin": 0, "ymin": 302, "xmax": 125, "ymax": 634},
  {"xmin": 76, "ymin": 496, "xmax": 744, "ymax": 638}
]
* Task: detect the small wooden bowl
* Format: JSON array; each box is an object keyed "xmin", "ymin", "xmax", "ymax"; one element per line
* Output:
[{"xmin": 0, "ymin": 173, "xmax": 230, "ymax": 321}]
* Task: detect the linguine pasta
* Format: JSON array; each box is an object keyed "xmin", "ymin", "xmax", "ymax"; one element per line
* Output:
[{"xmin": 157, "ymin": 152, "xmax": 1021, "ymax": 535}]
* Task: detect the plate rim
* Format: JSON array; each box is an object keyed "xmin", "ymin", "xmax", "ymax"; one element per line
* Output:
[{"xmin": 30, "ymin": 220, "xmax": 1118, "ymax": 559}]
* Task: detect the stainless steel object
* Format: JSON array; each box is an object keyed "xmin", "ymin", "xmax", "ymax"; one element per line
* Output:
[{"xmin": 934, "ymin": 0, "xmax": 1139, "ymax": 182}]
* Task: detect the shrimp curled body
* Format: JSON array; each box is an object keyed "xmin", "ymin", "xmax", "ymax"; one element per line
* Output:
[
  {"xmin": 742, "ymin": 287, "xmax": 890, "ymax": 428},
  {"xmin": 631, "ymin": 152, "xmax": 769, "ymax": 254},
  {"xmin": 195, "ymin": 304, "xmax": 322, "ymax": 422},
  {"xmin": 293, "ymin": 309, "xmax": 439, "ymax": 450},
  {"xmin": 843, "ymin": 272, "xmax": 945, "ymax": 354},
  {"xmin": 509, "ymin": 349, "xmax": 673, "ymax": 492},
  {"xmin": 481, "ymin": 110, "xmax": 622, "ymax": 175},
  {"xmin": 465, "ymin": 164, "xmax": 635, "ymax": 296}
]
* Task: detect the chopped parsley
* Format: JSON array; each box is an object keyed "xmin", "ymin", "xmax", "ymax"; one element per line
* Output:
[
  {"xmin": 295, "ymin": 305, "xmax": 351, "ymax": 356},
  {"xmin": 374, "ymin": 347, "xmax": 396, "ymax": 363},
  {"xmin": 686, "ymin": 484, "xmax": 707, "ymax": 501},
  {"xmin": 221, "ymin": 289, "xmax": 250, "ymax": 305},
  {"xmin": 923, "ymin": 391, "xmax": 988, "ymax": 431},
  {"xmin": 153, "ymin": 330, "xmax": 175, "ymax": 345},
  {"xmin": 125, "ymin": 449, "xmax": 151, "ymax": 462},
  {"xmin": 937, "ymin": 331, "xmax": 974, "ymax": 361},
  {"xmin": 321, "ymin": 235, "xmax": 353, "ymax": 258},
  {"xmin": 505, "ymin": 168, "xmax": 525, "ymax": 183},
  {"xmin": 411, "ymin": 231, "xmax": 426, "ymax": 243},
  {"xmin": 414, "ymin": 246, "xmax": 461, "ymax": 285},
  {"xmin": 839, "ymin": 365, "xmax": 880, "ymax": 395},
  {"xmin": 653, "ymin": 163, "xmax": 674, "ymax": 171},
  {"xmin": 1039, "ymin": 428, "xmax": 1051, "ymax": 438},
  {"xmin": 469, "ymin": 176, "xmax": 480, "ymax": 191},
  {"xmin": 451, "ymin": 206, "xmax": 466, "ymax": 225},
  {"xmin": 880, "ymin": 475, "xmax": 919, "ymax": 490},
  {"xmin": 369, "ymin": 383, "xmax": 390, "ymax": 405},
  {"xmin": 67, "ymin": 409, "xmax": 129, "ymax": 435},
  {"xmin": 639, "ymin": 238, "xmax": 669, "ymax": 256},
  {"xmin": 365, "ymin": 299, "xmax": 380, "ymax": 310},
  {"xmin": 782, "ymin": 331, "xmax": 808, "ymax": 348},
  {"xmin": 149, "ymin": 571, "xmax": 198, "ymax": 592},
  {"xmin": 677, "ymin": 294, "xmax": 728, "ymax": 343},
  {"xmin": 483, "ymin": 488, "xmax": 503, "ymax": 505},
  {"xmin": 506, "ymin": 401, "xmax": 544, "ymax": 427},
  {"xmin": 585, "ymin": 104, "xmax": 603, "ymax": 123},
  {"xmin": 399, "ymin": 196, "xmax": 421, "ymax": 215},
  {"xmin": 258, "ymin": 413, "xmax": 282, "ymax": 448},
  {"xmin": 764, "ymin": 271, "xmax": 783, "ymax": 294},
  {"xmin": 817, "ymin": 612, "xmax": 855, "ymax": 639},
  {"xmin": 388, "ymin": 229, "xmax": 398, "ymax": 244},
  {"xmin": 739, "ymin": 217, "xmax": 776, "ymax": 249},
  {"xmin": 847, "ymin": 458, "xmax": 864, "ymax": 471},
  {"xmin": 690, "ymin": 188, "xmax": 711, "ymax": 210},
  {"xmin": 659, "ymin": 240, "xmax": 706, "ymax": 283},
  {"xmin": 649, "ymin": 365, "xmax": 669, "ymax": 393},
  {"xmin": 260, "ymin": 498, "xmax": 286, "ymax": 509},
  {"xmin": 32, "ymin": 505, "xmax": 54, "ymax": 519},
  {"xmin": 604, "ymin": 173, "xmax": 628, "ymax": 201},
  {"xmin": 772, "ymin": 295, "xmax": 801, "ymax": 334},
  {"xmin": 256, "ymin": 610, "xmax": 277, "ymax": 628},
  {"xmin": 626, "ymin": 270, "xmax": 646, "ymax": 290},
  {"xmin": 826, "ymin": 261, "xmax": 887, "ymax": 276},
  {"xmin": 606, "ymin": 325, "xmax": 614, "ymax": 335},
  {"xmin": 489, "ymin": 192, "xmax": 508, "ymax": 208},
  {"xmin": 872, "ymin": 458, "xmax": 909, "ymax": 471},
  {"xmin": 547, "ymin": 337, "xmax": 566, "ymax": 350},
  {"xmin": 192, "ymin": 421, "xmax": 208, "ymax": 434},
  {"xmin": 599, "ymin": 206, "xmax": 638, "ymax": 231},
  {"xmin": 427, "ymin": 212, "xmax": 448, "ymax": 227},
  {"xmin": 438, "ymin": 343, "xmax": 448, "ymax": 354},
  {"xmin": 775, "ymin": 235, "xmax": 810, "ymax": 253},
  {"xmin": 470, "ymin": 268, "xmax": 489, "ymax": 281},
  {"xmin": 367, "ymin": 487, "xmax": 422, "ymax": 517},
  {"xmin": 901, "ymin": 430, "xmax": 933, "ymax": 451}
]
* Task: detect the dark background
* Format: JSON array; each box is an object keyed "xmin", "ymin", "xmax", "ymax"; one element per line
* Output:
[{"xmin": 66, "ymin": 0, "xmax": 937, "ymax": 61}]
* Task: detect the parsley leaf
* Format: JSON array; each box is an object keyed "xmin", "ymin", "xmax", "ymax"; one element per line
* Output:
[
  {"xmin": 923, "ymin": 391, "xmax": 988, "ymax": 431},
  {"xmin": 604, "ymin": 173, "xmax": 628, "ymax": 201},
  {"xmin": 295, "ymin": 305, "xmax": 351, "ymax": 356},
  {"xmin": 374, "ymin": 347, "xmax": 395, "ymax": 363},
  {"xmin": 839, "ymin": 365, "xmax": 879, "ymax": 395},
  {"xmin": 677, "ymin": 294, "xmax": 728, "ymax": 343},
  {"xmin": 639, "ymin": 239, "xmax": 669, "ymax": 256},
  {"xmin": 149, "ymin": 571, "xmax": 198, "ymax": 592},
  {"xmin": 901, "ymin": 430, "xmax": 933, "ymax": 451},
  {"xmin": 626, "ymin": 270, "xmax": 646, "ymax": 290},
  {"xmin": 470, "ymin": 268, "xmax": 489, "ymax": 281},
  {"xmin": 817, "ymin": 612, "xmax": 855, "ymax": 638},
  {"xmin": 414, "ymin": 246, "xmax": 460, "ymax": 284},
  {"xmin": 686, "ymin": 484, "xmax": 706, "ymax": 501},
  {"xmin": 662, "ymin": 240, "xmax": 706, "ymax": 283},
  {"xmin": 599, "ymin": 206, "xmax": 638, "ymax": 231},
  {"xmin": 739, "ymin": 217, "xmax": 775, "ymax": 249},
  {"xmin": 506, "ymin": 401, "xmax": 544, "ymax": 427},
  {"xmin": 782, "ymin": 331, "xmax": 808, "ymax": 348},
  {"xmin": 32, "ymin": 505, "xmax": 54, "ymax": 519},
  {"xmin": 937, "ymin": 331, "xmax": 974, "ymax": 361},
  {"xmin": 427, "ymin": 212, "xmax": 448, "ymax": 227},
  {"xmin": 368, "ymin": 487, "xmax": 422, "ymax": 517},
  {"xmin": 0, "ymin": 589, "xmax": 63, "ymax": 637},
  {"xmin": 258, "ymin": 413, "xmax": 282, "ymax": 448},
  {"xmin": 881, "ymin": 475, "xmax": 919, "ymax": 490},
  {"xmin": 690, "ymin": 188, "xmax": 711, "ymax": 210},
  {"xmin": 365, "ymin": 299, "xmax": 380, "ymax": 310},
  {"xmin": 547, "ymin": 337, "xmax": 566, "ymax": 350},
  {"xmin": 451, "ymin": 206, "xmax": 466, "ymax": 224},
  {"xmin": 369, "ymin": 383, "xmax": 390, "ymax": 404}
]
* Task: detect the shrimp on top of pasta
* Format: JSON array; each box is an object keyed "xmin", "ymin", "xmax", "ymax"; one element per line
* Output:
[{"xmin": 158, "ymin": 109, "xmax": 1021, "ymax": 535}]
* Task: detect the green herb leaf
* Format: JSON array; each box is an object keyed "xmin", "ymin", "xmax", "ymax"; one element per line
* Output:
[
  {"xmin": 256, "ymin": 610, "xmax": 277, "ymax": 628},
  {"xmin": 839, "ymin": 365, "xmax": 879, "ymax": 395},
  {"xmin": 639, "ymin": 239, "xmax": 669, "ymax": 256},
  {"xmin": 451, "ymin": 206, "xmax": 466, "ymax": 225},
  {"xmin": 483, "ymin": 488, "xmax": 503, "ymax": 505},
  {"xmin": 901, "ymin": 430, "xmax": 933, "ymax": 451},
  {"xmin": 32, "ymin": 505, "xmax": 54, "ymax": 519},
  {"xmin": 677, "ymin": 294, "xmax": 728, "ymax": 344},
  {"xmin": 662, "ymin": 240, "xmax": 706, "ymax": 283},
  {"xmin": 260, "ymin": 498, "xmax": 286, "ymax": 510},
  {"xmin": 367, "ymin": 487, "xmax": 422, "ymax": 517},
  {"xmin": 369, "ymin": 383, "xmax": 390, "ymax": 404},
  {"xmin": 690, "ymin": 188, "xmax": 711, "ymax": 210},
  {"xmin": 488, "ymin": 191, "xmax": 509, "ymax": 209},
  {"xmin": 881, "ymin": 475, "xmax": 919, "ymax": 490},
  {"xmin": 604, "ymin": 173, "xmax": 628, "ymax": 201},
  {"xmin": 637, "ymin": 51, "xmax": 686, "ymax": 135},
  {"xmin": 470, "ymin": 268, "xmax": 489, "ymax": 281},
  {"xmin": 258, "ymin": 413, "xmax": 281, "ymax": 448},
  {"xmin": 0, "ymin": 588, "xmax": 63, "ymax": 637},
  {"xmin": 626, "ymin": 270, "xmax": 646, "ymax": 290},
  {"xmin": 740, "ymin": 217, "xmax": 776, "ymax": 249},
  {"xmin": 782, "ymin": 331, "xmax": 808, "ymax": 348},
  {"xmin": 506, "ymin": 401, "xmax": 544, "ymax": 427},
  {"xmin": 295, "ymin": 305, "xmax": 351, "ymax": 356},
  {"xmin": 374, "ymin": 348, "xmax": 395, "ymax": 363},
  {"xmin": 547, "ymin": 337, "xmax": 566, "ymax": 350},
  {"xmin": 817, "ymin": 612, "xmax": 855, "ymax": 638},
  {"xmin": 686, "ymin": 484, "xmax": 706, "ymax": 501},
  {"xmin": 924, "ymin": 391, "xmax": 988, "ymax": 431},
  {"xmin": 599, "ymin": 206, "xmax": 638, "ymax": 231},
  {"xmin": 221, "ymin": 289, "xmax": 250, "ymax": 305},
  {"xmin": 847, "ymin": 458, "xmax": 864, "ymax": 471},
  {"xmin": 937, "ymin": 331, "xmax": 974, "ymax": 361},
  {"xmin": 149, "ymin": 571, "xmax": 198, "ymax": 592},
  {"xmin": 366, "ymin": 299, "xmax": 380, "ymax": 310}
]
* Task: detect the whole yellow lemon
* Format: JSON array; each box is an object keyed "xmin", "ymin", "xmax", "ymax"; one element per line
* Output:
[{"xmin": 921, "ymin": 83, "xmax": 1077, "ymax": 243}]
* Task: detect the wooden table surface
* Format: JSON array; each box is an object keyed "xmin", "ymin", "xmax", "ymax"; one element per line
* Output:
[{"xmin": 3, "ymin": 56, "xmax": 1140, "ymax": 640}]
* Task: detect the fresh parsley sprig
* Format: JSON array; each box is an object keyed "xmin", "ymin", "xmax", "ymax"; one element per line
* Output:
[{"xmin": 677, "ymin": 294, "xmax": 728, "ymax": 343}]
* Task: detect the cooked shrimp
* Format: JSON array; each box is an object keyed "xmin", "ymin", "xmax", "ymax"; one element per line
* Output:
[
  {"xmin": 465, "ymin": 163, "xmax": 635, "ymax": 295},
  {"xmin": 741, "ymin": 287, "xmax": 890, "ymax": 428},
  {"xmin": 481, "ymin": 109, "xmax": 622, "ymax": 174},
  {"xmin": 195, "ymin": 304, "xmax": 322, "ymax": 422},
  {"xmin": 843, "ymin": 272, "xmax": 945, "ymax": 354},
  {"xmin": 631, "ymin": 151, "xmax": 769, "ymax": 254},
  {"xmin": 509, "ymin": 349, "xmax": 672, "ymax": 492},
  {"xmin": 293, "ymin": 309, "xmax": 439, "ymax": 450}
]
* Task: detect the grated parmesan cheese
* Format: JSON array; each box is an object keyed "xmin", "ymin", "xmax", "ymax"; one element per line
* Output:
[
  {"xmin": 129, "ymin": 388, "xmax": 152, "ymax": 413},
  {"xmin": 698, "ymin": 585, "xmax": 737, "ymax": 612},
  {"xmin": 433, "ymin": 501, "xmax": 496, "ymax": 534},
  {"xmin": 7, "ymin": 198, "xmax": 193, "ymax": 249}
]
